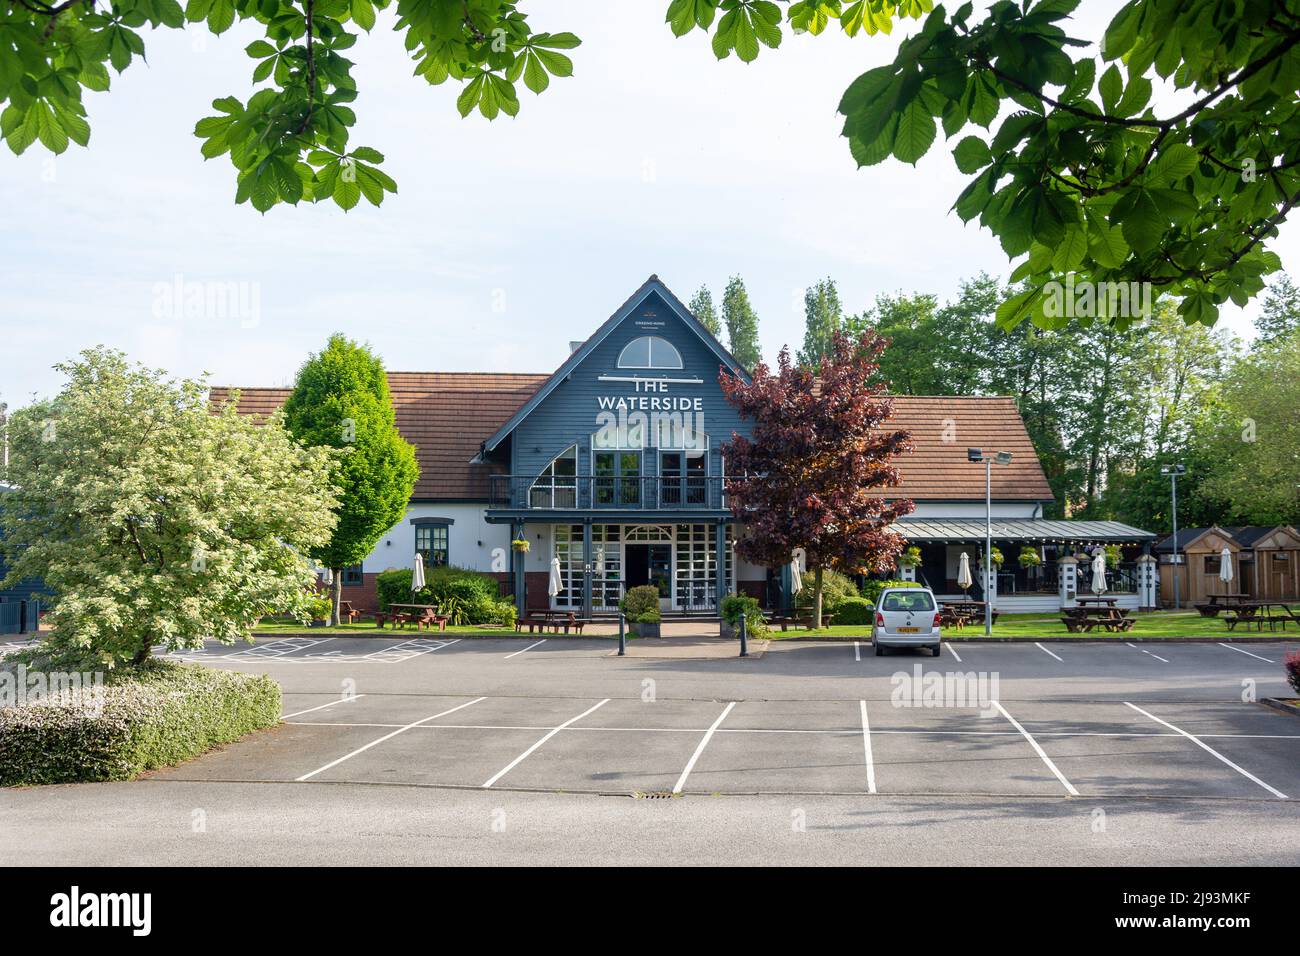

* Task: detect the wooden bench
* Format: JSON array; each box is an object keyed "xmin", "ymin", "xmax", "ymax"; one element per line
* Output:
[
  {"xmin": 1194, "ymin": 603, "xmax": 1221, "ymax": 617},
  {"xmin": 338, "ymin": 600, "xmax": 364, "ymax": 624},
  {"xmin": 515, "ymin": 611, "xmax": 586, "ymax": 634}
]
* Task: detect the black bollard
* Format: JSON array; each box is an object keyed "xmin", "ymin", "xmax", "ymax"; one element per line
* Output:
[
  {"xmin": 739, "ymin": 610, "xmax": 748, "ymax": 658},
  {"xmin": 618, "ymin": 612, "xmax": 626, "ymax": 656}
]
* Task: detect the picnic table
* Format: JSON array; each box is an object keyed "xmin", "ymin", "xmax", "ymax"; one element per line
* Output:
[
  {"xmin": 1223, "ymin": 602, "xmax": 1300, "ymax": 632},
  {"xmin": 1060, "ymin": 603, "xmax": 1133, "ymax": 633},
  {"xmin": 516, "ymin": 609, "xmax": 587, "ymax": 634},
  {"xmin": 764, "ymin": 610, "xmax": 838, "ymax": 631},
  {"xmin": 1194, "ymin": 593, "xmax": 1252, "ymax": 617},
  {"xmin": 377, "ymin": 603, "xmax": 448, "ymax": 631},
  {"xmin": 941, "ymin": 600, "xmax": 998, "ymax": 625},
  {"xmin": 338, "ymin": 600, "xmax": 364, "ymax": 624}
]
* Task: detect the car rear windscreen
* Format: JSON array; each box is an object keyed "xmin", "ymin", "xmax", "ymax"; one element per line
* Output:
[{"xmin": 881, "ymin": 591, "xmax": 935, "ymax": 611}]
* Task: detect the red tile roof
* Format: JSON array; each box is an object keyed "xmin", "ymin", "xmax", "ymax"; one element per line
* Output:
[
  {"xmin": 210, "ymin": 373, "xmax": 549, "ymax": 500},
  {"xmin": 884, "ymin": 396, "xmax": 1053, "ymax": 502},
  {"xmin": 211, "ymin": 378, "xmax": 1053, "ymax": 503}
]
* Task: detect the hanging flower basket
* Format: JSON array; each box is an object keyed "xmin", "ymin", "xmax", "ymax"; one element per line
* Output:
[
  {"xmin": 511, "ymin": 539, "xmax": 530, "ymax": 554},
  {"xmin": 1018, "ymin": 546, "xmax": 1042, "ymax": 569},
  {"xmin": 897, "ymin": 546, "xmax": 922, "ymax": 569}
]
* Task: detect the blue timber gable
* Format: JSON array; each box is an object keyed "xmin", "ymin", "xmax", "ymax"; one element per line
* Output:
[{"xmin": 480, "ymin": 276, "xmax": 753, "ymax": 519}]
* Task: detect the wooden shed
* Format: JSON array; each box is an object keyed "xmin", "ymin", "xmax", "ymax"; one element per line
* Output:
[
  {"xmin": 1155, "ymin": 526, "xmax": 1242, "ymax": 607},
  {"xmin": 1249, "ymin": 525, "xmax": 1300, "ymax": 601}
]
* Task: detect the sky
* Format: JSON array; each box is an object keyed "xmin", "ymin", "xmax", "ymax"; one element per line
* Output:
[{"xmin": 1, "ymin": 0, "xmax": 1293, "ymax": 405}]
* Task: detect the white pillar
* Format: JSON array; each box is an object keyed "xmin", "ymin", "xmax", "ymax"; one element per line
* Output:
[
  {"xmin": 1136, "ymin": 554, "xmax": 1158, "ymax": 610},
  {"xmin": 978, "ymin": 558, "xmax": 998, "ymax": 606},
  {"xmin": 898, "ymin": 564, "xmax": 917, "ymax": 583},
  {"xmin": 1058, "ymin": 555, "xmax": 1079, "ymax": 608}
]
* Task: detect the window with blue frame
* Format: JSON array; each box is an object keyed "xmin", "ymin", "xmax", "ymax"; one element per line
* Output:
[
  {"xmin": 415, "ymin": 523, "xmax": 450, "ymax": 567},
  {"xmin": 342, "ymin": 563, "xmax": 364, "ymax": 586}
]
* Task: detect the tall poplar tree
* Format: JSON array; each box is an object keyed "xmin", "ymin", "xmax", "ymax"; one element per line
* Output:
[
  {"xmin": 283, "ymin": 335, "xmax": 419, "ymax": 625},
  {"xmin": 688, "ymin": 285, "xmax": 722, "ymax": 338},
  {"xmin": 721, "ymin": 275, "xmax": 762, "ymax": 371},
  {"xmin": 797, "ymin": 278, "xmax": 843, "ymax": 367}
]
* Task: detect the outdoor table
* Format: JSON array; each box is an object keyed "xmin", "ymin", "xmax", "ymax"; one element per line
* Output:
[
  {"xmin": 516, "ymin": 610, "xmax": 585, "ymax": 634},
  {"xmin": 383, "ymin": 604, "xmax": 448, "ymax": 631}
]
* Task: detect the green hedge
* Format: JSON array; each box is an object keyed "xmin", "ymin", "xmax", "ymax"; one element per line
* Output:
[
  {"xmin": 720, "ymin": 593, "xmax": 768, "ymax": 636},
  {"xmin": 829, "ymin": 596, "xmax": 873, "ymax": 625},
  {"xmin": 0, "ymin": 660, "xmax": 280, "ymax": 786},
  {"xmin": 375, "ymin": 566, "xmax": 514, "ymax": 625},
  {"xmin": 795, "ymin": 568, "xmax": 859, "ymax": 610},
  {"xmin": 620, "ymin": 585, "xmax": 661, "ymax": 623}
]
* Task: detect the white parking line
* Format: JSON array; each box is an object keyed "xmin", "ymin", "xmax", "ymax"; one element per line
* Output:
[
  {"xmin": 481, "ymin": 698, "xmax": 610, "ymax": 789},
  {"xmin": 1126, "ymin": 642, "xmax": 1169, "ymax": 663},
  {"xmin": 1035, "ymin": 642, "xmax": 1063, "ymax": 662},
  {"xmin": 854, "ymin": 641, "xmax": 861, "ymax": 662},
  {"xmin": 993, "ymin": 701, "xmax": 1079, "ymax": 796},
  {"xmin": 673, "ymin": 701, "xmax": 736, "ymax": 794},
  {"xmin": 1218, "ymin": 642, "xmax": 1275, "ymax": 664},
  {"xmin": 504, "ymin": 639, "xmax": 547, "ymax": 660},
  {"xmin": 1125, "ymin": 702, "xmax": 1288, "ymax": 800},
  {"xmin": 859, "ymin": 700, "xmax": 877, "ymax": 794},
  {"xmin": 297, "ymin": 697, "xmax": 486, "ymax": 782},
  {"xmin": 282, "ymin": 694, "xmax": 366, "ymax": 720},
  {"xmin": 945, "ymin": 643, "xmax": 962, "ymax": 663}
]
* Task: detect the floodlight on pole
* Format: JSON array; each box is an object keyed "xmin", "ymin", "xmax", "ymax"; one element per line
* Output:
[
  {"xmin": 968, "ymin": 450, "xmax": 1013, "ymax": 636},
  {"xmin": 1160, "ymin": 464, "xmax": 1186, "ymax": 609}
]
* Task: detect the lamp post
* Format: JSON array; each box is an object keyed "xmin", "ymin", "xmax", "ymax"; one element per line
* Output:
[
  {"xmin": 968, "ymin": 449, "xmax": 1013, "ymax": 636},
  {"xmin": 1160, "ymin": 464, "xmax": 1186, "ymax": 609}
]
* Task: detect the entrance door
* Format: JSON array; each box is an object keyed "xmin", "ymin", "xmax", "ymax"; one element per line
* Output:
[
  {"xmin": 625, "ymin": 544, "xmax": 672, "ymax": 608},
  {"xmin": 1270, "ymin": 553, "xmax": 1293, "ymax": 599}
]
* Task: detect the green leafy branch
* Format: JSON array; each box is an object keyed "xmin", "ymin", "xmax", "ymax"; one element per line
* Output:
[{"xmin": 1, "ymin": 0, "xmax": 581, "ymax": 211}]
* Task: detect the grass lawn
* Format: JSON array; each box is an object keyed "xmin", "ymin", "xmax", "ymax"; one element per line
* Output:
[{"xmin": 776, "ymin": 609, "xmax": 1296, "ymax": 640}]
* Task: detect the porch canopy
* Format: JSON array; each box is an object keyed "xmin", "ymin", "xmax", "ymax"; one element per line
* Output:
[{"xmin": 895, "ymin": 518, "xmax": 1155, "ymax": 545}]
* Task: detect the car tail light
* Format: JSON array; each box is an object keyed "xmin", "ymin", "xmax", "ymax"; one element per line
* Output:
[
  {"xmin": 875, "ymin": 612, "xmax": 885, "ymax": 627},
  {"xmin": 933, "ymin": 612, "xmax": 942, "ymax": 627}
]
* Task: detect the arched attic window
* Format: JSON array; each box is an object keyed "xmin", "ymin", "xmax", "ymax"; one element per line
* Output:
[{"xmin": 617, "ymin": 335, "xmax": 683, "ymax": 370}]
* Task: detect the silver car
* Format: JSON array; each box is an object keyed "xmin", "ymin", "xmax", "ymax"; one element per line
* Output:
[{"xmin": 871, "ymin": 586, "xmax": 942, "ymax": 657}]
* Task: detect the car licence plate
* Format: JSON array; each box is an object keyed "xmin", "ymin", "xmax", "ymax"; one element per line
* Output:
[{"xmin": 897, "ymin": 626, "xmax": 919, "ymax": 633}]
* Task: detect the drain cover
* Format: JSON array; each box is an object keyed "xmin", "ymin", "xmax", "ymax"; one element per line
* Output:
[{"xmin": 632, "ymin": 790, "xmax": 677, "ymax": 800}]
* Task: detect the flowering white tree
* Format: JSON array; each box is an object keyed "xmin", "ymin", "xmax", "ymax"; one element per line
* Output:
[{"xmin": 0, "ymin": 348, "xmax": 338, "ymax": 668}]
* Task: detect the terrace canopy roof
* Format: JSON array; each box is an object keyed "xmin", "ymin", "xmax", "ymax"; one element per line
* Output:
[{"xmin": 896, "ymin": 518, "xmax": 1156, "ymax": 544}]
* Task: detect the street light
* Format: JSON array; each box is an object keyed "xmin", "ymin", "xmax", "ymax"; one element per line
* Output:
[
  {"xmin": 968, "ymin": 449, "xmax": 1013, "ymax": 636},
  {"xmin": 1160, "ymin": 464, "xmax": 1186, "ymax": 609}
]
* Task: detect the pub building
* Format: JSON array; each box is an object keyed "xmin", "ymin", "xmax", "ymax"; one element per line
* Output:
[{"xmin": 213, "ymin": 276, "xmax": 1159, "ymax": 618}]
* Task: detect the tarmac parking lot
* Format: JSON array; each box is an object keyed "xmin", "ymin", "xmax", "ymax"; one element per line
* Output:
[
  {"xmin": 148, "ymin": 635, "xmax": 1300, "ymax": 801},
  {"xmin": 6, "ymin": 635, "xmax": 1300, "ymax": 865}
]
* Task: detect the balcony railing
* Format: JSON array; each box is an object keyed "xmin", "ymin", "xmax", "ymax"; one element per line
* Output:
[{"xmin": 488, "ymin": 475, "xmax": 728, "ymax": 511}]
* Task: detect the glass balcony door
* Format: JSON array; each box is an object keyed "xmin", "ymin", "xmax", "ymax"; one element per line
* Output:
[{"xmin": 594, "ymin": 451, "xmax": 641, "ymax": 507}]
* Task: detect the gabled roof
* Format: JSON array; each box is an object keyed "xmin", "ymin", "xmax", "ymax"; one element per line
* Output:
[
  {"xmin": 210, "ymin": 373, "xmax": 548, "ymax": 500},
  {"xmin": 885, "ymin": 396, "xmax": 1053, "ymax": 502},
  {"xmin": 474, "ymin": 275, "xmax": 750, "ymax": 458},
  {"xmin": 1155, "ymin": 525, "xmax": 1297, "ymax": 552}
]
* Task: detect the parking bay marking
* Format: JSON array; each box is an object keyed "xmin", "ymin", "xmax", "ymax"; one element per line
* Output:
[
  {"xmin": 282, "ymin": 694, "xmax": 367, "ymax": 720},
  {"xmin": 504, "ymin": 639, "xmax": 547, "ymax": 660},
  {"xmin": 1035, "ymin": 642, "xmax": 1063, "ymax": 662},
  {"xmin": 296, "ymin": 697, "xmax": 487, "ymax": 782},
  {"xmin": 859, "ymin": 700, "xmax": 877, "ymax": 794},
  {"xmin": 945, "ymin": 643, "xmax": 962, "ymax": 663},
  {"xmin": 672, "ymin": 701, "xmax": 737, "ymax": 795},
  {"xmin": 1218, "ymin": 643, "xmax": 1275, "ymax": 664},
  {"xmin": 481, "ymin": 698, "xmax": 611, "ymax": 789},
  {"xmin": 1125, "ymin": 702, "xmax": 1288, "ymax": 800},
  {"xmin": 1126, "ymin": 642, "xmax": 1169, "ymax": 663},
  {"xmin": 992, "ymin": 701, "xmax": 1079, "ymax": 796}
]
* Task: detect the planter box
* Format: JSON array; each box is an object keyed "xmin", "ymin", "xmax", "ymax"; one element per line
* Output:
[
  {"xmin": 720, "ymin": 621, "xmax": 737, "ymax": 638},
  {"xmin": 632, "ymin": 622, "xmax": 661, "ymax": 638},
  {"xmin": 309, "ymin": 619, "xmax": 329, "ymax": 628}
]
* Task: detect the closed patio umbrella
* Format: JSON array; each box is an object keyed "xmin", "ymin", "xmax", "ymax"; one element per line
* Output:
[
  {"xmin": 1091, "ymin": 551, "xmax": 1107, "ymax": 594},
  {"xmin": 594, "ymin": 545, "xmax": 605, "ymax": 576},
  {"xmin": 957, "ymin": 552, "xmax": 973, "ymax": 596},
  {"xmin": 411, "ymin": 553, "xmax": 426, "ymax": 592},
  {"xmin": 1219, "ymin": 546, "xmax": 1234, "ymax": 592},
  {"xmin": 549, "ymin": 556, "xmax": 564, "ymax": 598},
  {"xmin": 789, "ymin": 552, "xmax": 803, "ymax": 596}
]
